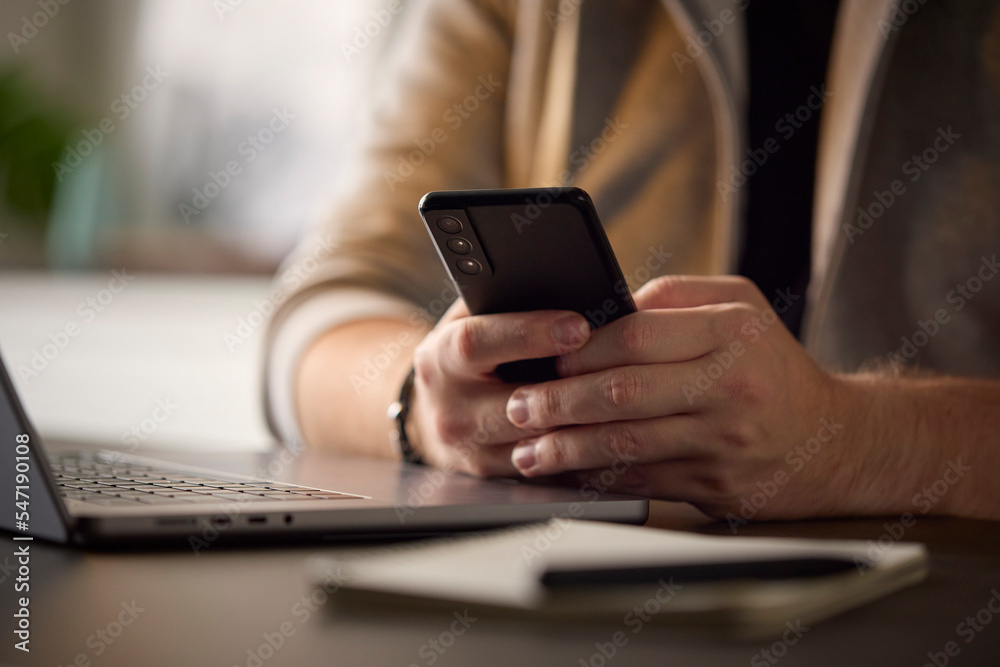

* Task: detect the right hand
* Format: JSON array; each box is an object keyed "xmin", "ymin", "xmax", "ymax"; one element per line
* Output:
[{"xmin": 409, "ymin": 300, "xmax": 592, "ymax": 476}]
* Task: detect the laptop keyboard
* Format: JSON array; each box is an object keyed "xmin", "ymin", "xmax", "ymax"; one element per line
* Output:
[{"xmin": 48, "ymin": 452, "xmax": 366, "ymax": 507}]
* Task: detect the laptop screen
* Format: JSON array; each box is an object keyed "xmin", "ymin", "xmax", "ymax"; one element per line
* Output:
[{"xmin": 0, "ymin": 350, "xmax": 70, "ymax": 543}]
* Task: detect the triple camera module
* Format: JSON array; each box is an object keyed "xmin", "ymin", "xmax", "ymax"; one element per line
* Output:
[{"xmin": 436, "ymin": 215, "xmax": 483, "ymax": 275}]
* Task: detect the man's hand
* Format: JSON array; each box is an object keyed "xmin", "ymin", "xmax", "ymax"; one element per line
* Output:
[
  {"xmin": 504, "ymin": 276, "xmax": 900, "ymax": 520},
  {"xmin": 409, "ymin": 300, "xmax": 592, "ymax": 476}
]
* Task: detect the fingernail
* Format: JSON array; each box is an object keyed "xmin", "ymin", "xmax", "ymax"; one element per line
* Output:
[
  {"xmin": 506, "ymin": 393, "xmax": 529, "ymax": 426},
  {"xmin": 553, "ymin": 315, "xmax": 590, "ymax": 350},
  {"xmin": 512, "ymin": 441, "xmax": 538, "ymax": 473}
]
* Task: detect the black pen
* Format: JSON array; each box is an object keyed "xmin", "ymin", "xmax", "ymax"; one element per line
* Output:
[{"xmin": 541, "ymin": 557, "xmax": 858, "ymax": 588}]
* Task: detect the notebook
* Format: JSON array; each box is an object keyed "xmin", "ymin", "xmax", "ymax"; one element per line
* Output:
[{"xmin": 308, "ymin": 518, "xmax": 928, "ymax": 637}]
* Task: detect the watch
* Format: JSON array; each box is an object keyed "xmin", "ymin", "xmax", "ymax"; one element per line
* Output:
[{"xmin": 387, "ymin": 367, "xmax": 425, "ymax": 465}]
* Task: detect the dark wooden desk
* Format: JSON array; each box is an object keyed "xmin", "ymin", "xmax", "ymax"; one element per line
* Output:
[{"xmin": 3, "ymin": 450, "xmax": 999, "ymax": 667}]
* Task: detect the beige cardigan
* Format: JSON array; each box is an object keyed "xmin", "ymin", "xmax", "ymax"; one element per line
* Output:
[{"xmin": 264, "ymin": 0, "xmax": 1000, "ymax": 445}]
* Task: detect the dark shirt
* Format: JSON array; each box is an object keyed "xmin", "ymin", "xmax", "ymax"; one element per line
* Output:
[{"xmin": 740, "ymin": 0, "xmax": 841, "ymax": 336}]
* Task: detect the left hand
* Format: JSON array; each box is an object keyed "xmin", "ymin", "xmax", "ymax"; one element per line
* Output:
[{"xmin": 505, "ymin": 276, "xmax": 863, "ymax": 521}]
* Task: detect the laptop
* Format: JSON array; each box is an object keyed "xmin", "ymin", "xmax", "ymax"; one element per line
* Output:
[{"xmin": 0, "ymin": 350, "xmax": 647, "ymax": 548}]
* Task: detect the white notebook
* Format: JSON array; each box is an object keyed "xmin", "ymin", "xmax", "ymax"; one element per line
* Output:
[{"xmin": 309, "ymin": 519, "xmax": 928, "ymax": 637}]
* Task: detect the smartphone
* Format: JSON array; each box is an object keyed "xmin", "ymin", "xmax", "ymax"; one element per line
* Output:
[{"xmin": 418, "ymin": 187, "xmax": 636, "ymax": 383}]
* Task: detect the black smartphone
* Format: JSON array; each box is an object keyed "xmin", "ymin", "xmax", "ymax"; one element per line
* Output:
[{"xmin": 418, "ymin": 187, "xmax": 636, "ymax": 383}]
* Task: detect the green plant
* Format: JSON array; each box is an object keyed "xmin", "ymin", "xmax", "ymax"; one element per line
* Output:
[{"xmin": 0, "ymin": 69, "xmax": 76, "ymax": 229}]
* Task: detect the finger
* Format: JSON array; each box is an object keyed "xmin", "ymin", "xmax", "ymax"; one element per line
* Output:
[
  {"xmin": 558, "ymin": 304, "xmax": 750, "ymax": 376},
  {"xmin": 511, "ymin": 415, "xmax": 714, "ymax": 477},
  {"xmin": 424, "ymin": 385, "xmax": 544, "ymax": 449},
  {"xmin": 447, "ymin": 441, "xmax": 521, "ymax": 479},
  {"xmin": 440, "ymin": 310, "xmax": 591, "ymax": 377},
  {"xmin": 507, "ymin": 362, "xmax": 713, "ymax": 430},
  {"xmin": 568, "ymin": 459, "xmax": 720, "ymax": 505},
  {"xmin": 634, "ymin": 275, "xmax": 767, "ymax": 311}
]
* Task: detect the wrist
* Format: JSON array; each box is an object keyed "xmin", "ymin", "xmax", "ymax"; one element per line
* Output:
[
  {"xmin": 404, "ymin": 376, "xmax": 425, "ymax": 458},
  {"xmin": 830, "ymin": 373, "xmax": 895, "ymax": 514},
  {"xmin": 388, "ymin": 367, "xmax": 426, "ymax": 465},
  {"xmin": 829, "ymin": 372, "xmax": 945, "ymax": 516}
]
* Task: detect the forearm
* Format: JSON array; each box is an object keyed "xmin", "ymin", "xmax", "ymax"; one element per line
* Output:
[
  {"xmin": 295, "ymin": 319, "xmax": 426, "ymax": 459},
  {"xmin": 838, "ymin": 373, "xmax": 1000, "ymax": 520}
]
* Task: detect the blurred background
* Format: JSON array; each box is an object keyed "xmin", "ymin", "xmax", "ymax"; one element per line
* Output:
[{"xmin": 0, "ymin": 0, "xmax": 399, "ymax": 452}]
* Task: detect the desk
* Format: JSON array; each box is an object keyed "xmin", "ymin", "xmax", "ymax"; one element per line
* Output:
[{"xmin": 2, "ymin": 449, "xmax": 999, "ymax": 667}]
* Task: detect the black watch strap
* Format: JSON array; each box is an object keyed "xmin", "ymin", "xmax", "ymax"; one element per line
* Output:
[{"xmin": 387, "ymin": 367, "xmax": 424, "ymax": 465}]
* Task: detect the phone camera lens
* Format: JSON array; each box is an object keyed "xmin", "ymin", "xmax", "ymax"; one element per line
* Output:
[
  {"xmin": 436, "ymin": 216, "xmax": 463, "ymax": 234},
  {"xmin": 456, "ymin": 258, "xmax": 482, "ymax": 275},
  {"xmin": 446, "ymin": 237, "xmax": 472, "ymax": 255}
]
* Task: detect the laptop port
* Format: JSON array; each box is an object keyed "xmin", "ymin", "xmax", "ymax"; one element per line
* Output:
[
  {"xmin": 247, "ymin": 516, "xmax": 266, "ymax": 524},
  {"xmin": 155, "ymin": 517, "xmax": 196, "ymax": 527}
]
